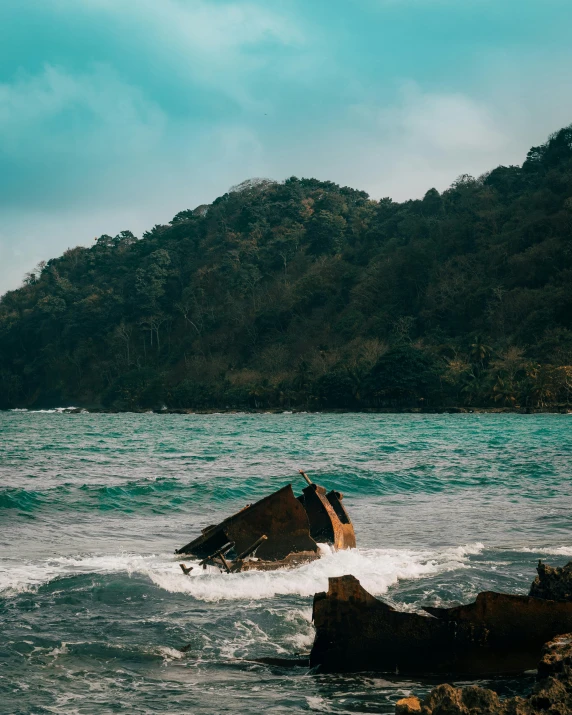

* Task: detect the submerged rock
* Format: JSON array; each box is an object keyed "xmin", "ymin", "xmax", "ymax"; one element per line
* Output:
[
  {"xmin": 396, "ymin": 633, "xmax": 572, "ymax": 715},
  {"xmin": 530, "ymin": 561, "xmax": 572, "ymax": 602}
]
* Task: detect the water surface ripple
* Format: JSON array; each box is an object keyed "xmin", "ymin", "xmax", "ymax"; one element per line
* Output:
[{"xmin": 0, "ymin": 412, "xmax": 570, "ymax": 713}]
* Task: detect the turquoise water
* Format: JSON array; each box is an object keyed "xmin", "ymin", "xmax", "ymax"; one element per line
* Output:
[{"xmin": 1, "ymin": 412, "xmax": 571, "ymax": 714}]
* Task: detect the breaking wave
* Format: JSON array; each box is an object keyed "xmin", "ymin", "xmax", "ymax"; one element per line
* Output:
[
  {"xmin": 0, "ymin": 543, "xmax": 484, "ymax": 600},
  {"xmin": 9, "ymin": 407, "xmax": 80, "ymax": 413}
]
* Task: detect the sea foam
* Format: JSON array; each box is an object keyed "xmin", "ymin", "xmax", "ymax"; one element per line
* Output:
[{"xmin": 0, "ymin": 543, "xmax": 483, "ymax": 601}]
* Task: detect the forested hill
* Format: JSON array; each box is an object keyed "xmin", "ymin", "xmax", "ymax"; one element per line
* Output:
[{"xmin": 1, "ymin": 127, "xmax": 572, "ymax": 411}]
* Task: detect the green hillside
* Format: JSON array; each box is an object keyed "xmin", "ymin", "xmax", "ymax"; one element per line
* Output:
[{"xmin": 1, "ymin": 127, "xmax": 572, "ymax": 410}]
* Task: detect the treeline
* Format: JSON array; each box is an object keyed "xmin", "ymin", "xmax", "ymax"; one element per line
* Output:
[{"xmin": 1, "ymin": 127, "xmax": 572, "ymax": 411}]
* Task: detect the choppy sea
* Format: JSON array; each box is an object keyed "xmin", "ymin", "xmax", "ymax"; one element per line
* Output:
[{"xmin": 1, "ymin": 411, "xmax": 571, "ymax": 714}]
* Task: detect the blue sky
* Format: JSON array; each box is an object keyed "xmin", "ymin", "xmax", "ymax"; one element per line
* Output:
[{"xmin": 1, "ymin": 0, "xmax": 572, "ymax": 293}]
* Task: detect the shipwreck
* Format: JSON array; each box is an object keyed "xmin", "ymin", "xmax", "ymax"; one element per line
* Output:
[
  {"xmin": 310, "ymin": 566, "xmax": 572, "ymax": 675},
  {"xmin": 176, "ymin": 470, "xmax": 356, "ymax": 573}
]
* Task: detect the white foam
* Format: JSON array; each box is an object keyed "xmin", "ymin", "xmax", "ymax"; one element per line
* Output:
[
  {"xmin": 0, "ymin": 553, "xmax": 164, "ymax": 596},
  {"xmin": 0, "ymin": 543, "xmax": 484, "ymax": 601},
  {"xmin": 518, "ymin": 546, "xmax": 572, "ymax": 557},
  {"xmin": 157, "ymin": 543, "xmax": 483, "ymax": 602},
  {"xmin": 157, "ymin": 646, "xmax": 185, "ymax": 661},
  {"xmin": 8, "ymin": 406, "xmax": 78, "ymax": 414}
]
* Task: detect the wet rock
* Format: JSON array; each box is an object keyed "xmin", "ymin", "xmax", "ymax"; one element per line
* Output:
[
  {"xmin": 310, "ymin": 575, "xmax": 572, "ymax": 674},
  {"xmin": 396, "ymin": 634, "xmax": 572, "ymax": 715},
  {"xmin": 529, "ymin": 561, "xmax": 572, "ymax": 602},
  {"xmin": 536, "ymin": 633, "xmax": 572, "ymax": 678},
  {"xmin": 397, "ymin": 685, "xmax": 528, "ymax": 715},
  {"xmin": 426, "ymin": 684, "xmax": 510, "ymax": 715},
  {"xmin": 396, "ymin": 696, "xmax": 423, "ymax": 715}
]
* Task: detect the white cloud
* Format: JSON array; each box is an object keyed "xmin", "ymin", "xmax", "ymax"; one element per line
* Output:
[
  {"xmin": 76, "ymin": 0, "xmax": 302, "ymax": 49},
  {"xmin": 291, "ymin": 69, "xmax": 572, "ymax": 201},
  {"xmin": 0, "ymin": 64, "xmax": 166, "ymax": 159},
  {"xmin": 2, "ymin": 2, "xmax": 572, "ymax": 295},
  {"xmin": 387, "ymin": 84, "xmax": 506, "ymax": 152},
  {"xmin": 52, "ymin": 0, "xmax": 305, "ymax": 112}
]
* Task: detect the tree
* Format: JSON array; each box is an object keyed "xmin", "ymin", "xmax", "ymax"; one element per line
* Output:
[
  {"xmin": 307, "ymin": 211, "xmax": 347, "ymax": 255},
  {"xmin": 2, "ymin": 124, "xmax": 572, "ymax": 410},
  {"xmin": 365, "ymin": 346, "xmax": 440, "ymax": 405}
]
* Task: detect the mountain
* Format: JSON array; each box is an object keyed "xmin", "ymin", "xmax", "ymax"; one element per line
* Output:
[{"xmin": 1, "ymin": 128, "xmax": 572, "ymax": 410}]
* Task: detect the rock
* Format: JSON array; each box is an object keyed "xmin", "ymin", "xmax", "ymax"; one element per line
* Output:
[
  {"xmin": 536, "ymin": 633, "xmax": 572, "ymax": 679},
  {"xmin": 530, "ymin": 561, "xmax": 572, "ymax": 602},
  {"xmin": 424, "ymin": 684, "xmax": 512, "ymax": 715},
  {"xmin": 399, "ymin": 634, "xmax": 572, "ymax": 715},
  {"xmin": 396, "ymin": 696, "xmax": 422, "ymax": 715},
  {"xmin": 310, "ymin": 575, "xmax": 572, "ymax": 674}
]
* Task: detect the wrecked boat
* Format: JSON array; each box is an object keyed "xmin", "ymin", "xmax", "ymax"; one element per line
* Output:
[
  {"xmin": 175, "ymin": 470, "xmax": 356, "ymax": 573},
  {"xmin": 310, "ymin": 573, "xmax": 572, "ymax": 675}
]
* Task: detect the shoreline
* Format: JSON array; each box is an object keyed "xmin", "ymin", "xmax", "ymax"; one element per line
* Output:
[{"xmin": 5, "ymin": 405, "xmax": 572, "ymax": 415}]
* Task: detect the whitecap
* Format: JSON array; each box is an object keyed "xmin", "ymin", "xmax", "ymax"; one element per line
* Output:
[
  {"xmin": 518, "ymin": 546, "xmax": 572, "ymax": 557},
  {"xmin": 0, "ymin": 543, "xmax": 483, "ymax": 601},
  {"xmin": 147, "ymin": 542, "xmax": 482, "ymax": 602}
]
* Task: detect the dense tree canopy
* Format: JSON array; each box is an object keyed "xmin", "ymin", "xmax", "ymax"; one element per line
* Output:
[{"xmin": 1, "ymin": 127, "xmax": 572, "ymax": 410}]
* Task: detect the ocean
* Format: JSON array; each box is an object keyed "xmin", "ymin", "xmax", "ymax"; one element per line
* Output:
[{"xmin": 1, "ymin": 411, "xmax": 571, "ymax": 714}]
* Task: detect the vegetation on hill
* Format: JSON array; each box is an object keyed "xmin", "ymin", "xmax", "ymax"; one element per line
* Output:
[{"xmin": 1, "ymin": 128, "xmax": 572, "ymax": 410}]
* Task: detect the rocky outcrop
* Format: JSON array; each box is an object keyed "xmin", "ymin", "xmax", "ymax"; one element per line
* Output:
[
  {"xmin": 396, "ymin": 633, "xmax": 572, "ymax": 715},
  {"xmin": 310, "ymin": 575, "xmax": 572, "ymax": 674},
  {"xmin": 530, "ymin": 561, "xmax": 572, "ymax": 602}
]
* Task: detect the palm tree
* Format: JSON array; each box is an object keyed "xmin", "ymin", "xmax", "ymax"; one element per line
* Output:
[
  {"xmin": 492, "ymin": 376, "xmax": 517, "ymax": 406},
  {"xmin": 469, "ymin": 336, "xmax": 492, "ymax": 368}
]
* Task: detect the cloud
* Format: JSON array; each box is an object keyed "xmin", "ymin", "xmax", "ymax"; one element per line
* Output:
[
  {"xmin": 0, "ymin": 64, "xmax": 166, "ymax": 207},
  {"xmin": 347, "ymin": 84, "xmax": 509, "ymax": 197},
  {"xmin": 1, "ymin": 0, "xmax": 572, "ymax": 294},
  {"xmin": 385, "ymin": 85, "xmax": 506, "ymax": 152},
  {"xmin": 76, "ymin": 0, "xmax": 302, "ymax": 50},
  {"xmin": 0, "ymin": 63, "xmax": 165, "ymax": 148},
  {"xmin": 52, "ymin": 0, "xmax": 306, "ymax": 110},
  {"xmin": 269, "ymin": 71, "xmax": 572, "ymax": 202}
]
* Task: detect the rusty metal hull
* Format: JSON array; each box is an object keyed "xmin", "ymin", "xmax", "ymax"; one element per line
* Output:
[
  {"xmin": 239, "ymin": 552, "xmax": 320, "ymax": 571},
  {"xmin": 176, "ymin": 484, "xmax": 318, "ymax": 561},
  {"xmin": 298, "ymin": 485, "xmax": 356, "ymax": 550},
  {"xmin": 175, "ymin": 478, "xmax": 356, "ymax": 569},
  {"xmin": 310, "ymin": 575, "xmax": 572, "ymax": 675}
]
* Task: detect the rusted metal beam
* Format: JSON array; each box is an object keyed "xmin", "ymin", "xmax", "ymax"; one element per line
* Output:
[
  {"xmin": 236, "ymin": 534, "xmax": 268, "ymax": 560},
  {"xmin": 198, "ymin": 541, "xmax": 235, "ymax": 571}
]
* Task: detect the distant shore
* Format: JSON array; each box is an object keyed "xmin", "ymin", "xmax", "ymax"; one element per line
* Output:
[{"xmin": 7, "ymin": 405, "xmax": 572, "ymax": 414}]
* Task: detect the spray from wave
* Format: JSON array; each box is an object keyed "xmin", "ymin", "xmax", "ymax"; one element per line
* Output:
[{"xmin": 0, "ymin": 543, "xmax": 484, "ymax": 601}]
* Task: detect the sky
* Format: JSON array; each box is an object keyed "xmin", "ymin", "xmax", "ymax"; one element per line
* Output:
[{"xmin": 1, "ymin": 0, "xmax": 572, "ymax": 294}]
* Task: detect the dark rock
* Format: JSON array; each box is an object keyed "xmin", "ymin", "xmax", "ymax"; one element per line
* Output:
[
  {"xmin": 536, "ymin": 633, "xmax": 572, "ymax": 678},
  {"xmin": 310, "ymin": 575, "xmax": 572, "ymax": 674},
  {"xmin": 395, "ymin": 634, "xmax": 572, "ymax": 715},
  {"xmin": 530, "ymin": 561, "xmax": 572, "ymax": 602}
]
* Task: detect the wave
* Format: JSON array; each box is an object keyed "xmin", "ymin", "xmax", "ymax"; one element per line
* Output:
[
  {"xmin": 0, "ymin": 477, "xmax": 260, "ymax": 514},
  {"xmin": 517, "ymin": 546, "xmax": 572, "ymax": 557},
  {"xmin": 9, "ymin": 407, "xmax": 80, "ymax": 413},
  {"xmin": 0, "ymin": 488, "xmax": 45, "ymax": 512},
  {"xmin": 0, "ymin": 543, "xmax": 484, "ymax": 601}
]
